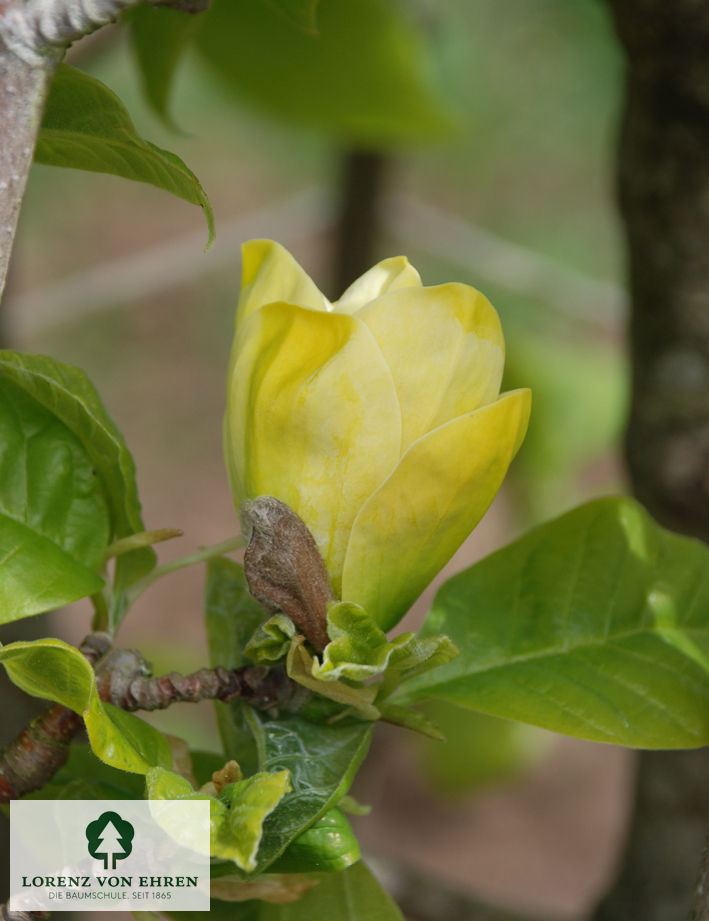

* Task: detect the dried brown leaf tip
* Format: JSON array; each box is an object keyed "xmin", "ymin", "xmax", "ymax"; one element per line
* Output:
[
  {"xmin": 211, "ymin": 760, "xmax": 243, "ymax": 793},
  {"xmin": 242, "ymin": 496, "xmax": 333, "ymax": 651}
]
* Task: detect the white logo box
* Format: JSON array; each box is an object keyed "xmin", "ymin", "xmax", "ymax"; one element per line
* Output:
[{"xmin": 10, "ymin": 799, "xmax": 210, "ymax": 911}]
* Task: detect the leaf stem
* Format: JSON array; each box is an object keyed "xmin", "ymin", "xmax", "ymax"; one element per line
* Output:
[
  {"xmin": 124, "ymin": 535, "xmax": 243, "ymax": 605},
  {"xmin": 104, "ymin": 528, "xmax": 183, "ymax": 561}
]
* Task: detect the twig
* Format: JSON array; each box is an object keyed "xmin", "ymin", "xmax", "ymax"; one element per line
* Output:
[
  {"xmin": 124, "ymin": 535, "xmax": 243, "ymax": 605},
  {"xmin": 0, "ymin": 704, "xmax": 83, "ymax": 802},
  {"xmin": 0, "ymin": 39, "xmax": 54, "ymax": 303},
  {"xmin": 0, "ymin": 637, "xmax": 306, "ymax": 804},
  {"xmin": 94, "ymin": 648, "xmax": 308, "ymax": 713}
]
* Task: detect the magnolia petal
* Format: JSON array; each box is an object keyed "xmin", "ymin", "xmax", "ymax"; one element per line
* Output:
[
  {"xmin": 341, "ymin": 389, "xmax": 531, "ymax": 630},
  {"xmin": 237, "ymin": 240, "xmax": 329, "ymax": 327},
  {"xmin": 226, "ymin": 302, "xmax": 401, "ymax": 591},
  {"xmin": 335, "ymin": 256, "xmax": 422, "ymax": 315},
  {"xmin": 358, "ymin": 283, "xmax": 504, "ymax": 452}
]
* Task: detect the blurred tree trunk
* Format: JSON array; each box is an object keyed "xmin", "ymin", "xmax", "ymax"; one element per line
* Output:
[
  {"xmin": 594, "ymin": 3, "xmax": 709, "ymax": 920},
  {"xmin": 331, "ymin": 149, "xmax": 388, "ymax": 297}
]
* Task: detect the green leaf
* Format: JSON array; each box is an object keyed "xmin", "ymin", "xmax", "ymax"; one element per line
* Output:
[
  {"xmin": 0, "ymin": 639, "xmax": 171, "ymax": 772},
  {"xmin": 89, "ymin": 703, "xmax": 173, "ymax": 773},
  {"xmin": 167, "ymin": 862, "xmax": 402, "ymax": 920},
  {"xmin": 0, "ymin": 515, "xmax": 104, "ymax": 625},
  {"xmin": 245, "ymin": 712, "xmax": 372, "ymax": 873},
  {"xmin": 395, "ymin": 497, "xmax": 709, "ymax": 749},
  {"xmin": 266, "ymin": 0, "xmax": 320, "ymax": 31},
  {"xmin": 0, "ymin": 376, "xmax": 109, "ymax": 623},
  {"xmin": 205, "ymin": 557, "xmax": 269, "ymax": 774},
  {"xmin": 194, "ymin": 0, "xmax": 454, "ymax": 146},
  {"xmin": 266, "ymin": 862, "xmax": 403, "ymax": 920},
  {"xmin": 128, "ymin": 5, "xmax": 201, "ymax": 128},
  {"xmin": 0, "ymin": 351, "xmax": 155, "ymax": 628},
  {"xmin": 270, "ymin": 808, "xmax": 360, "ymax": 873},
  {"xmin": 36, "ymin": 64, "xmax": 214, "ymax": 246},
  {"xmin": 377, "ymin": 703, "xmax": 445, "ymax": 741}
]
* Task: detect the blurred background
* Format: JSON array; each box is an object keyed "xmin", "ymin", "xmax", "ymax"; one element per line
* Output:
[{"xmin": 3, "ymin": 0, "xmax": 634, "ymax": 917}]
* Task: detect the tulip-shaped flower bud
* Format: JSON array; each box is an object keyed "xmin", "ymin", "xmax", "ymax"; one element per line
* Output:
[{"xmin": 225, "ymin": 240, "xmax": 531, "ymax": 634}]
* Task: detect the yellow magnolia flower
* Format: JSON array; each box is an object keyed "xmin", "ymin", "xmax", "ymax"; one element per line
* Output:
[{"xmin": 225, "ymin": 240, "xmax": 531, "ymax": 631}]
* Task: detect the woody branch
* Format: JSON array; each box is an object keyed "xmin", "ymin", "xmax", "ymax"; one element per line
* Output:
[{"xmin": 0, "ymin": 636, "xmax": 305, "ymax": 803}]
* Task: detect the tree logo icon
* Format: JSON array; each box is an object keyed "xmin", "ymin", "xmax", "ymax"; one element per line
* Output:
[{"xmin": 85, "ymin": 811, "xmax": 135, "ymax": 870}]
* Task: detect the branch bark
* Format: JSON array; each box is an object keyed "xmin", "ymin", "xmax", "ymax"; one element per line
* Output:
[
  {"xmin": 594, "ymin": 3, "xmax": 709, "ymax": 920},
  {"xmin": 0, "ymin": 0, "xmax": 182, "ymax": 303},
  {"xmin": 0, "ymin": 638, "xmax": 307, "ymax": 803},
  {"xmin": 94, "ymin": 648, "xmax": 308, "ymax": 713},
  {"xmin": 0, "ymin": 43, "xmax": 54, "ymax": 304}
]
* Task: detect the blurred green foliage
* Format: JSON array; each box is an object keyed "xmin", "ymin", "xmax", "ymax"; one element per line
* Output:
[{"xmin": 416, "ymin": 702, "xmax": 550, "ymax": 796}]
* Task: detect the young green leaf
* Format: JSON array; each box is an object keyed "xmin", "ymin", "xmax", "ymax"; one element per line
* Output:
[
  {"xmin": 147, "ymin": 765, "xmax": 291, "ymax": 873},
  {"xmin": 314, "ymin": 601, "xmax": 458, "ymax": 686},
  {"xmin": 36, "ymin": 65, "xmax": 214, "ymax": 245},
  {"xmin": 244, "ymin": 614, "xmax": 296, "ymax": 664},
  {"xmin": 146, "ymin": 765, "xmax": 196, "ymax": 800},
  {"xmin": 217, "ymin": 771, "xmax": 292, "ymax": 871},
  {"xmin": 0, "ymin": 639, "xmax": 171, "ymax": 773},
  {"xmin": 286, "ymin": 638, "xmax": 380, "ymax": 719},
  {"xmin": 194, "ymin": 0, "xmax": 454, "ymax": 146},
  {"xmin": 0, "ymin": 351, "xmax": 155, "ymax": 628},
  {"xmin": 128, "ymin": 5, "xmax": 202, "ymax": 128},
  {"xmin": 395, "ymin": 497, "xmax": 709, "ymax": 749},
  {"xmin": 166, "ymin": 861, "xmax": 402, "ymax": 920}
]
